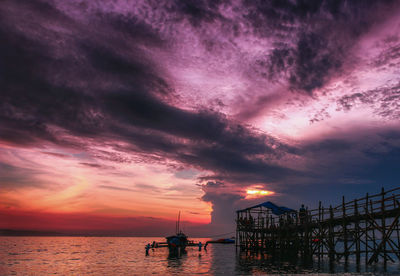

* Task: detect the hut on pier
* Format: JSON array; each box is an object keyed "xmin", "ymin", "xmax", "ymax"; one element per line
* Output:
[{"xmin": 236, "ymin": 201, "xmax": 297, "ymax": 252}]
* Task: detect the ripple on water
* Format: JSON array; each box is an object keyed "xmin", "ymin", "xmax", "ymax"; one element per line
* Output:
[{"xmin": 2, "ymin": 237, "xmax": 397, "ymax": 275}]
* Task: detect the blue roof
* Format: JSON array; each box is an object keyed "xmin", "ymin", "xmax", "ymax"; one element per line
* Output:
[{"xmin": 237, "ymin": 201, "xmax": 295, "ymax": 216}]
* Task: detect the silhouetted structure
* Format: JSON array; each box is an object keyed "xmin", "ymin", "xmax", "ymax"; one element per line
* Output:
[
  {"xmin": 166, "ymin": 211, "xmax": 188, "ymax": 256},
  {"xmin": 236, "ymin": 187, "xmax": 400, "ymax": 269}
]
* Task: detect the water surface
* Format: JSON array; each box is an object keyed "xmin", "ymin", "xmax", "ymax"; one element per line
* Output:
[{"xmin": 1, "ymin": 237, "xmax": 399, "ymax": 275}]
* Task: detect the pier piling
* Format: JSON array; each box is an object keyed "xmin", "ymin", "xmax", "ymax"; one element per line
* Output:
[{"xmin": 236, "ymin": 186, "xmax": 400, "ymax": 267}]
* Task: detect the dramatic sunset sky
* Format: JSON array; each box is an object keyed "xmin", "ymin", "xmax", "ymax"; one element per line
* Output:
[{"xmin": 1, "ymin": 0, "xmax": 400, "ymax": 236}]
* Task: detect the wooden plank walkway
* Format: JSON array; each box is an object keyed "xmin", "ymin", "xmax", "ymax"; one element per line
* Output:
[{"xmin": 236, "ymin": 187, "xmax": 400, "ymax": 267}]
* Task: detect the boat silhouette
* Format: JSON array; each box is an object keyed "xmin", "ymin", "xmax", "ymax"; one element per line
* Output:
[{"xmin": 165, "ymin": 211, "xmax": 188, "ymax": 255}]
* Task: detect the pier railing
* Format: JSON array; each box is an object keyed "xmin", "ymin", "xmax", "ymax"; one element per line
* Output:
[{"xmin": 236, "ymin": 186, "xmax": 400, "ymax": 268}]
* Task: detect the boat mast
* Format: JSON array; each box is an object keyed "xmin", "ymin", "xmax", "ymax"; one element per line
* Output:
[{"xmin": 177, "ymin": 211, "xmax": 181, "ymax": 234}]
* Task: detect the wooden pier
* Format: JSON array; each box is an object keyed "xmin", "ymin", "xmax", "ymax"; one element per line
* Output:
[{"xmin": 236, "ymin": 187, "xmax": 400, "ymax": 268}]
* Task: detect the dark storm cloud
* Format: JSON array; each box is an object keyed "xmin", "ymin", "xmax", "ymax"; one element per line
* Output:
[
  {"xmin": 101, "ymin": 89, "xmax": 298, "ymax": 183},
  {"xmin": 0, "ymin": 12, "xmax": 100, "ymax": 145},
  {"xmin": 167, "ymin": 0, "xmax": 225, "ymax": 27},
  {"xmin": 265, "ymin": 32, "xmax": 343, "ymax": 93},
  {"xmin": 161, "ymin": 0, "xmax": 396, "ymax": 95},
  {"xmin": 297, "ymin": 129, "xmax": 400, "ymax": 186},
  {"xmin": 245, "ymin": 0, "xmax": 397, "ymax": 93},
  {"xmin": 287, "ymin": 32, "xmax": 342, "ymax": 92},
  {"xmin": 104, "ymin": 13, "xmax": 165, "ymax": 47},
  {"xmin": 1, "ymin": 0, "xmax": 399, "ymax": 198},
  {"xmin": 182, "ymin": 144, "xmax": 299, "ymax": 183},
  {"xmin": 0, "ymin": 0, "xmax": 299, "ymax": 187},
  {"xmin": 301, "ymin": 139, "xmax": 352, "ymax": 153}
]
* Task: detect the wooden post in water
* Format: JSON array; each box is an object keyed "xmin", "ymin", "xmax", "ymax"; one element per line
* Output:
[
  {"xmin": 236, "ymin": 211, "xmax": 239, "ymax": 249},
  {"xmin": 395, "ymin": 196, "xmax": 400, "ymax": 259},
  {"xmin": 318, "ymin": 201, "xmax": 322, "ymax": 264},
  {"xmin": 257, "ymin": 210, "xmax": 260, "ymax": 250},
  {"xmin": 355, "ymin": 199, "xmax": 360, "ymax": 269},
  {"xmin": 381, "ymin": 187, "xmax": 387, "ymax": 267},
  {"xmin": 260, "ymin": 210, "xmax": 264, "ymax": 251},
  {"xmin": 328, "ymin": 205, "xmax": 334, "ymax": 268},
  {"xmin": 365, "ymin": 193, "xmax": 369, "ymax": 266},
  {"xmin": 303, "ymin": 212, "xmax": 309, "ymax": 260},
  {"xmin": 321, "ymin": 204, "xmax": 325, "ymax": 261},
  {"xmin": 342, "ymin": 195, "xmax": 348, "ymax": 264},
  {"xmin": 370, "ymin": 199, "xmax": 376, "ymax": 262}
]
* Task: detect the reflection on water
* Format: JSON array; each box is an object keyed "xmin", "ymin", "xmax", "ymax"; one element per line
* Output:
[
  {"xmin": 235, "ymin": 249, "xmax": 400, "ymax": 275},
  {"xmin": 1, "ymin": 237, "xmax": 400, "ymax": 275},
  {"xmin": 236, "ymin": 250, "xmax": 313, "ymax": 274}
]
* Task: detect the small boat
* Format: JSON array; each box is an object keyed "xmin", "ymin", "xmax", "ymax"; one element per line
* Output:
[
  {"xmin": 207, "ymin": 238, "xmax": 235, "ymax": 244},
  {"xmin": 166, "ymin": 232, "xmax": 188, "ymax": 253},
  {"xmin": 166, "ymin": 211, "xmax": 188, "ymax": 255}
]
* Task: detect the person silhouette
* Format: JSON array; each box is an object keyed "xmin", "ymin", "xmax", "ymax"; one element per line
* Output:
[
  {"xmin": 145, "ymin": 243, "xmax": 151, "ymax": 255},
  {"xmin": 299, "ymin": 204, "xmax": 306, "ymax": 224}
]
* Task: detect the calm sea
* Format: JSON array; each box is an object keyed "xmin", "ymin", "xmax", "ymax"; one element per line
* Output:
[{"xmin": 1, "ymin": 237, "xmax": 399, "ymax": 275}]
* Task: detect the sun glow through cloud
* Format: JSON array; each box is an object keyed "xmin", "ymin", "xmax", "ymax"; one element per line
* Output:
[{"xmin": 246, "ymin": 190, "xmax": 275, "ymax": 198}]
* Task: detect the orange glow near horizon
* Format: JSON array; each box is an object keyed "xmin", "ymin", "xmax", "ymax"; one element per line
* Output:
[
  {"xmin": 0, "ymin": 144, "xmax": 212, "ymax": 232},
  {"xmin": 246, "ymin": 189, "xmax": 275, "ymax": 198},
  {"xmin": 0, "ymin": 209, "xmax": 210, "ymax": 234}
]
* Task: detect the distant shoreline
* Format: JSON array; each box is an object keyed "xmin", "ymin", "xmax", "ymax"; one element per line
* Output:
[{"xmin": 0, "ymin": 229, "xmax": 209, "ymax": 238}]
